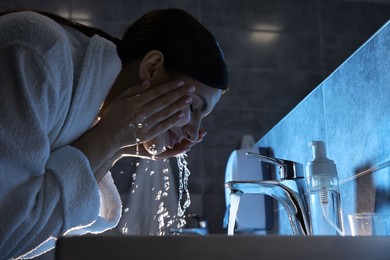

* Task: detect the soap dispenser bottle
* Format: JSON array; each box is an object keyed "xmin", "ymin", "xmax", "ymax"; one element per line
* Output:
[{"xmin": 306, "ymin": 141, "xmax": 343, "ymax": 235}]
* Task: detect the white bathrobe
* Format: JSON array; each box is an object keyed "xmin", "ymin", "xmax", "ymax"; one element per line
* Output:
[{"xmin": 0, "ymin": 12, "xmax": 122, "ymax": 259}]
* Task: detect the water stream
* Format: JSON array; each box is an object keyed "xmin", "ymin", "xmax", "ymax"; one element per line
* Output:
[
  {"xmin": 227, "ymin": 193, "xmax": 241, "ymax": 235},
  {"xmin": 175, "ymin": 153, "xmax": 191, "ymax": 229}
]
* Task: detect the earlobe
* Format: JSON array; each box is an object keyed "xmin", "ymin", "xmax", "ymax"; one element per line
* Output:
[{"xmin": 139, "ymin": 50, "xmax": 164, "ymax": 81}]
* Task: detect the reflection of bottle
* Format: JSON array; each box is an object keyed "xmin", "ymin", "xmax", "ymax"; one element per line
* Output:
[{"xmin": 306, "ymin": 141, "xmax": 343, "ymax": 235}]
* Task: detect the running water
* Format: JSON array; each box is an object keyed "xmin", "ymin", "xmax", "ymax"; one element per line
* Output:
[
  {"xmin": 155, "ymin": 159, "xmax": 173, "ymax": 235},
  {"xmin": 176, "ymin": 153, "xmax": 191, "ymax": 229},
  {"xmin": 121, "ymin": 153, "xmax": 192, "ymax": 235},
  {"xmin": 227, "ymin": 193, "xmax": 241, "ymax": 235}
]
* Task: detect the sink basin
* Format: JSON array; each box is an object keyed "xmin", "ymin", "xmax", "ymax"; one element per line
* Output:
[{"xmin": 56, "ymin": 235, "xmax": 390, "ymax": 260}]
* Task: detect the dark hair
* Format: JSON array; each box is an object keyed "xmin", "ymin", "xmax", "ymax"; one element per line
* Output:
[{"xmin": 117, "ymin": 9, "xmax": 228, "ymax": 90}]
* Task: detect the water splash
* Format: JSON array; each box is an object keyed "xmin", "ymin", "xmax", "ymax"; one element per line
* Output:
[
  {"xmin": 156, "ymin": 201, "xmax": 170, "ymax": 236},
  {"xmin": 154, "ymin": 163, "xmax": 174, "ymax": 235},
  {"xmin": 122, "ymin": 154, "xmax": 192, "ymax": 236}
]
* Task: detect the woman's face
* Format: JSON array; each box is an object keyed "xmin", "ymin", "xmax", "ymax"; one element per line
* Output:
[{"xmin": 143, "ymin": 75, "xmax": 222, "ymax": 155}]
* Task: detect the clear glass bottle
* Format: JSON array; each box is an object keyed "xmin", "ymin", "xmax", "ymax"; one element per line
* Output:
[
  {"xmin": 307, "ymin": 175, "xmax": 342, "ymax": 235},
  {"xmin": 306, "ymin": 141, "xmax": 343, "ymax": 236}
]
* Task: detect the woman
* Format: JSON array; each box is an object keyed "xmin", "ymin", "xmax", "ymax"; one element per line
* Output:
[{"xmin": 0, "ymin": 8, "xmax": 227, "ymax": 259}]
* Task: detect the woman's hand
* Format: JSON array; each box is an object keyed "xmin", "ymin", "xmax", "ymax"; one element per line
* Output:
[
  {"xmin": 72, "ymin": 79, "xmax": 194, "ymax": 179},
  {"xmin": 156, "ymin": 129, "xmax": 207, "ymax": 159},
  {"xmin": 116, "ymin": 129, "xmax": 207, "ymax": 160},
  {"xmin": 96, "ymin": 79, "xmax": 195, "ymax": 150}
]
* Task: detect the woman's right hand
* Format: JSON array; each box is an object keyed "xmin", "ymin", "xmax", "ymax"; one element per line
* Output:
[
  {"xmin": 72, "ymin": 79, "xmax": 194, "ymax": 177},
  {"xmin": 95, "ymin": 79, "xmax": 194, "ymax": 150}
]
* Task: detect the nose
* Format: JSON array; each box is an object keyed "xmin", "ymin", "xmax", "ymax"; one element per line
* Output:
[{"xmin": 183, "ymin": 117, "xmax": 201, "ymax": 142}]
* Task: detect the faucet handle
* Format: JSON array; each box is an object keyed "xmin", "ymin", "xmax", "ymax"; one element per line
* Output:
[
  {"xmin": 283, "ymin": 159, "xmax": 304, "ymax": 179},
  {"xmin": 246, "ymin": 152, "xmax": 304, "ymax": 180}
]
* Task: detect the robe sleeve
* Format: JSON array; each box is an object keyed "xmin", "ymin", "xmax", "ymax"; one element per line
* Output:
[{"xmin": 0, "ymin": 26, "xmax": 101, "ymax": 260}]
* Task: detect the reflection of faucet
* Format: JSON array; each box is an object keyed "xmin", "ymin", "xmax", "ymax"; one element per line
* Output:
[{"xmin": 225, "ymin": 152, "xmax": 311, "ymax": 235}]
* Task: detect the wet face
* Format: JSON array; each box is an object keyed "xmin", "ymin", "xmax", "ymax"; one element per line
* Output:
[{"xmin": 143, "ymin": 75, "xmax": 222, "ymax": 155}]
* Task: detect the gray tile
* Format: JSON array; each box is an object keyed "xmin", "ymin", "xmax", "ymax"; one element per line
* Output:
[
  {"xmin": 202, "ymin": 193, "xmax": 227, "ymax": 233},
  {"xmin": 337, "ymin": 0, "xmax": 390, "ymax": 3},
  {"xmin": 203, "ymin": 107, "xmax": 287, "ymax": 150},
  {"xmin": 320, "ymin": 0, "xmax": 390, "ymax": 37},
  {"xmin": 0, "ymin": 0, "xmax": 70, "ymax": 17},
  {"xmin": 221, "ymin": 68, "xmax": 323, "ymax": 111},
  {"xmin": 70, "ymin": 0, "xmax": 199, "ymax": 22},
  {"xmin": 203, "ymin": 149, "xmax": 233, "ymax": 194},
  {"xmin": 211, "ymin": 27, "xmax": 322, "ymax": 71},
  {"xmin": 202, "ymin": 0, "xmax": 318, "ymax": 33}
]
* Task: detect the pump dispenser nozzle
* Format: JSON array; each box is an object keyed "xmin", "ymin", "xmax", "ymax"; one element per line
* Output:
[
  {"xmin": 310, "ymin": 141, "xmax": 326, "ymax": 159},
  {"xmin": 307, "ymin": 141, "xmax": 337, "ymax": 177}
]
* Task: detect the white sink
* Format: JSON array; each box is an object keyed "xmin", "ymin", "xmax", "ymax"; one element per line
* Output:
[{"xmin": 56, "ymin": 235, "xmax": 390, "ymax": 260}]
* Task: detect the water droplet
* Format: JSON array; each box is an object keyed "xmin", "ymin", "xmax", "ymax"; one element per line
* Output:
[
  {"xmin": 122, "ymin": 223, "xmax": 128, "ymax": 235},
  {"xmin": 164, "ymin": 181, "xmax": 170, "ymax": 191},
  {"xmin": 134, "ymin": 137, "xmax": 141, "ymax": 155},
  {"xmin": 155, "ymin": 190, "xmax": 162, "ymax": 201}
]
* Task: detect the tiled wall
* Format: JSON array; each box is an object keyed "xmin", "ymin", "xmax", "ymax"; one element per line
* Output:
[
  {"xmin": 2, "ymin": 0, "xmax": 389, "ymax": 234},
  {"xmin": 258, "ymin": 20, "xmax": 390, "ymax": 235}
]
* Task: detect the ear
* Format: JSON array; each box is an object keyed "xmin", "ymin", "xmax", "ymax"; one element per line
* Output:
[{"xmin": 139, "ymin": 50, "xmax": 164, "ymax": 81}]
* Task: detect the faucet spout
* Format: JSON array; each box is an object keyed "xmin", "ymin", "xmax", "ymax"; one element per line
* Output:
[
  {"xmin": 226, "ymin": 179, "xmax": 310, "ymax": 235},
  {"xmin": 225, "ymin": 153, "xmax": 311, "ymax": 235}
]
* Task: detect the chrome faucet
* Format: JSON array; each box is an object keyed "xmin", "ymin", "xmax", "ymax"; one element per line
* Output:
[{"xmin": 225, "ymin": 152, "xmax": 311, "ymax": 235}]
